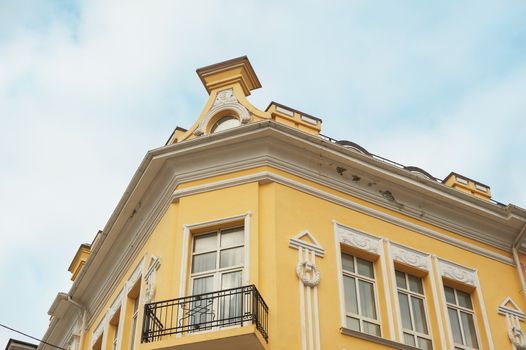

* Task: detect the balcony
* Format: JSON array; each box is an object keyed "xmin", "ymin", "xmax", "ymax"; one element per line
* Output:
[{"xmin": 141, "ymin": 285, "xmax": 268, "ymax": 349}]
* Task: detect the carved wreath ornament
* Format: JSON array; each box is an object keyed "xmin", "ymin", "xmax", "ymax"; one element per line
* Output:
[{"xmin": 296, "ymin": 260, "xmax": 320, "ymax": 287}]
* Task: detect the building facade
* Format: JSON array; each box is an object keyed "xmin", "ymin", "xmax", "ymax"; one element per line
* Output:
[{"xmin": 40, "ymin": 56, "xmax": 526, "ymax": 350}]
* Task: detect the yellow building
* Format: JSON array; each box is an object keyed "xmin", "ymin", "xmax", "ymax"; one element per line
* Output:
[{"xmin": 40, "ymin": 56, "xmax": 526, "ymax": 350}]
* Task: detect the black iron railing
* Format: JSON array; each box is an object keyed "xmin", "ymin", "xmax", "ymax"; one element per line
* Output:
[{"xmin": 141, "ymin": 285, "xmax": 268, "ymax": 343}]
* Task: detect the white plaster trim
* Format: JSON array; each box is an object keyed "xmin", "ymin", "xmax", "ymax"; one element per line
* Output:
[
  {"xmin": 390, "ymin": 242, "xmax": 431, "ymax": 271},
  {"xmin": 306, "ymin": 253, "xmax": 314, "ymax": 350},
  {"xmin": 172, "ymin": 171, "xmax": 514, "ymax": 265},
  {"xmin": 334, "ymin": 222, "xmax": 347, "ymax": 329},
  {"xmin": 125, "ymin": 258, "xmax": 144, "ymax": 293},
  {"xmin": 289, "ymin": 230, "xmax": 325, "ymax": 257},
  {"xmin": 386, "ymin": 241, "xmax": 404, "ymax": 342},
  {"xmin": 178, "ymin": 213, "xmax": 252, "ymax": 301},
  {"xmin": 437, "ymin": 258, "xmax": 477, "ymax": 286},
  {"xmin": 335, "ymin": 222, "xmax": 382, "ymax": 255},
  {"xmin": 298, "ymin": 248, "xmax": 307, "ymax": 350},
  {"xmin": 311, "ymin": 250, "xmax": 321, "ymax": 350},
  {"xmin": 428, "ymin": 255, "xmax": 447, "ymax": 349},
  {"xmin": 434, "ymin": 256, "xmax": 456, "ymax": 349},
  {"xmin": 107, "ymin": 289, "xmax": 124, "ymax": 324},
  {"xmin": 380, "ymin": 239, "xmax": 396, "ymax": 340},
  {"xmin": 244, "ymin": 213, "xmax": 251, "ymax": 286},
  {"xmin": 91, "ymin": 319, "xmax": 104, "ymax": 347},
  {"xmin": 276, "ymin": 105, "xmax": 294, "ymax": 116},
  {"xmin": 499, "ymin": 297, "xmax": 526, "ymax": 321}
]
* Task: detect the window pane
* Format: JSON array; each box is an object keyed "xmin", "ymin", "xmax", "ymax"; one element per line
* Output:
[
  {"xmin": 191, "ymin": 276, "xmax": 214, "ymax": 326},
  {"xmin": 211, "ymin": 116, "xmax": 240, "ymax": 133},
  {"xmin": 220, "ymin": 228, "xmax": 243, "ymax": 248},
  {"xmin": 457, "ymin": 291, "xmax": 473, "ymax": 310},
  {"xmin": 408, "ymin": 275, "xmax": 424, "ymax": 294},
  {"xmin": 396, "ymin": 270, "xmax": 407, "ymax": 289},
  {"xmin": 417, "ymin": 337, "xmax": 433, "ymax": 350},
  {"xmin": 192, "ymin": 252, "xmax": 216, "ymax": 273},
  {"xmin": 460, "ymin": 312, "xmax": 479, "ymax": 349},
  {"xmin": 346, "ymin": 316, "xmax": 360, "ymax": 331},
  {"xmin": 363, "ymin": 321, "xmax": 380, "ymax": 336},
  {"xmin": 343, "ymin": 276, "xmax": 359, "ymax": 314},
  {"xmin": 357, "ymin": 258, "xmax": 374, "ymax": 278},
  {"xmin": 398, "ymin": 292, "xmax": 413, "ymax": 330},
  {"xmin": 220, "ymin": 247, "xmax": 243, "ymax": 268},
  {"xmin": 411, "ymin": 296, "xmax": 428, "ymax": 334},
  {"xmin": 221, "ymin": 271, "xmax": 242, "ymax": 289},
  {"xmin": 220, "ymin": 271, "xmax": 243, "ymax": 322},
  {"xmin": 358, "ymin": 280, "xmax": 377, "ymax": 319},
  {"xmin": 403, "ymin": 333, "xmax": 416, "ymax": 347},
  {"xmin": 193, "ymin": 276, "xmax": 214, "ymax": 294},
  {"xmin": 444, "ymin": 286, "xmax": 456, "ymax": 304},
  {"xmin": 194, "ymin": 233, "xmax": 217, "ymax": 253},
  {"xmin": 342, "ymin": 253, "xmax": 354, "ymax": 272},
  {"xmin": 448, "ymin": 307, "xmax": 463, "ymax": 345}
]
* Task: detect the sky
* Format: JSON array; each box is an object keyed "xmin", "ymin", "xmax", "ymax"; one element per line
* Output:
[{"xmin": 1, "ymin": 0, "xmax": 526, "ymax": 347}]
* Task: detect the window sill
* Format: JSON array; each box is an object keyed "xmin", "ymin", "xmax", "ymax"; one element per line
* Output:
[{"xmin": 340, "ymin": 327, "xmax": 420, "ymax": 350}]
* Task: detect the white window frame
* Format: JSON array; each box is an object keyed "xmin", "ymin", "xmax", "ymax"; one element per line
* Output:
[
  {"xmin": 444, "ymin": 286, "xmax": 481, "ymax": 350},
  {"xmin": 436, "ymin": 258, "xmax": 493, "ymax": 350},
  {"xmin": 189, "ymin": 227, "xmax": 245, "ymax": 295},
  {"xmin": 341, "ymin": 253, "xmax": 381, "ymax": 336},
  {"xmin": 395, "ymin": 270, "xmax": 433, "ymax": 349},
  {"xmin": 128, "ymin": 294, "xmax": 140, "ymax": 350},
  {"xmin": 178, "ymin": 213, "xmax": 251, "ymax": 303},
  {"xmin": 334, "ymin": 222, "xmax": 390, "ymax": 338}
]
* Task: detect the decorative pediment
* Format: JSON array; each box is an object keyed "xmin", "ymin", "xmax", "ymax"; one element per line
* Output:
[
  {"xmin": 289, "ymin": 230, "xmax": 324, "ymax": 257},
  {"xmin": 499, "ymin": 296, "xmax": 525, "ymax": 321},
  {"xmin": 437, "ymin": 259, "xmax": 476, "ymax": 286},
  {"xmin": 390, "ymin": 242, "xmax": 430, "ymax": 271},
  {"xmin": 335, "ymin": 222, "xmax": 382, "ymax": 255}
]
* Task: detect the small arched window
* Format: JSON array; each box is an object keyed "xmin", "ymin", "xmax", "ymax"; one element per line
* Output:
[{"xmin": 211, "ymin": 116, "xmax": 240, "ymax": 133}]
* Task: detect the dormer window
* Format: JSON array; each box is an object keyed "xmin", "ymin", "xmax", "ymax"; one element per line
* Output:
[{"xmin": 211, "ymin": 115, "xmax": 240, "ymax": 133}]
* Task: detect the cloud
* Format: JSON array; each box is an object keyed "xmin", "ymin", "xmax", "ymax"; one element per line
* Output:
[{"xmin": 1, "ymin": 0, "xmax": 526, "ymax": 346}]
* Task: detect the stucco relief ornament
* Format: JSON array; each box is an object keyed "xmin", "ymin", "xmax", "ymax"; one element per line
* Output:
[
  {"xmin": 509, "ymin": 325, "xmax": 526, "ymax": 349},
  {"xmin": 296, "ymin": 260, "xmax": 320, "ymax": 287},
  {"xmin": 441, "ymin": 265, "xmax": 476, "ymax": 286},
  {"xmin": 212, "ymin": 89, "xmax": 237, "ymax": 106},
  {"xmin": 144, "ymin": 256, "xmax": 161, "ymax": 304}
]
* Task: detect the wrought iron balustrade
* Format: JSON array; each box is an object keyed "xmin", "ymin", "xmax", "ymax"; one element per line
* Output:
[{"xmin": 141, "ymin": 285, "xmax": 268, "ymax": 343}]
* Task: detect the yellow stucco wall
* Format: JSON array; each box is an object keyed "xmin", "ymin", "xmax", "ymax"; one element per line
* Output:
[{"xmin": 80, "ymin": 164, "xmax": 524, "ymax": 350}]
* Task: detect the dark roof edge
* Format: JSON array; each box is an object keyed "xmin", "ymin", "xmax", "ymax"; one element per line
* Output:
[{"xmin": 265, "ymin": 101, "xmax": 323, "ymax": 123}]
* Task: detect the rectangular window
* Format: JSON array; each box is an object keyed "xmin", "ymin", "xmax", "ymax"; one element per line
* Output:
[
  {"xmin": 341, "ymin": 253, "xmax": 381, "ymax": 336},
  {"xmin": 129, "ymin": 294, "xmax": 140, "ymax": 350},
  {"xmin": 112, "ymin": 322, "xmax": 119, "ymax": 350},
  {"xmin": 395, "ymin": 271, "xmax": 433, "ymax": 349},
  {"xmin": 444, "ymin": 286, "xmax": 479, "ymax": 350},
  {"xmin": 189, "ymin": 227, "xmax": 244, "ymax": 328}
]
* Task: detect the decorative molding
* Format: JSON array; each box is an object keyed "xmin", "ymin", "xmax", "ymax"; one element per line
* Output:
[
  {"xmin": 107, "ymin": 289, "xmax": 124, "ymax": 321},
  {"xmin": 499, "ymin": 297, "xmax": 526, "ymax": 321},
  {"xmin": 296, "ymin": 260, "xmax": 321, "ymax": 287},
  {"xmin": 335, "ymin": 223, "xmax": 381, "ymax": 255},
  {"xmin": 125, "ymin": 258, "xmax": 144, "ymax": 293},
  {"xmin": 289, "ymin": 230, "xmax": 325, "ymax": 257},
  {"xmin": 194, "ymin": 89, "xmax": 251, "ymax": 136},
  {"xmin": 390, "ymin": 243, "xmax": 430, "ymax": 271},
  {"xmin": 144, "ymin": 255, "xmax": 161, "ymax": 304},
  {"xmin": 91, "ymin": 319, "xmax": 104, "ymax": 346},
  {"xmin": 499, "ymin": 297, "xmax": 526, "ymax": 349},
  {"xmin": 437, "ymin": 258, "xmax": 476, "ymax": 286},
  {"xmin": 212, "ymin": 88, "xmax": 237, "ymax": 106}
]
